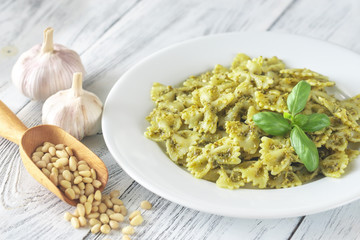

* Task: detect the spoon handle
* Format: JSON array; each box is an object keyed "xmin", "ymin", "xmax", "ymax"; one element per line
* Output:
[{"xmin": 0, "ymin": 101, "xmax": 27, "ymax": 145}]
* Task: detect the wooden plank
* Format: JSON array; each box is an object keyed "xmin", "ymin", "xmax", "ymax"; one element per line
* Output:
[
  {"xmin": 269, "ymin": 0, "xmax": 360, "ymax": 239},
  {"xmin": 0, "ymin": 0, "xmax": 308, "ymax": 239},
  {"xmin": 290, "ymin": 202, "xmax": 360, "ymax": 240},
  {"xmin": 0, "ymin": 0, "xmax": 140, "ymax": 113}
]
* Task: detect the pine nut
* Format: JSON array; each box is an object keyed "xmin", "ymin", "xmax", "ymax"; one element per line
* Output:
[
  {"xmin": 56, "ymin": 150, "xmax": 69, "ymax": 158},
  {"xmin": 77, "ymin": 160, "xmax": 88, "ymax": 165},
  {"xmin": 78, "ymin": 182, "xmax": 85, "ymax": 190},
  {"xmin": 69, "ymin": 156, "xmax": 77, "ymax": 171},
  {"xmin": 41, "ymin": 143, "xmax": 50, "ymax": 152},
  {"xmin": 92, "ymin": 206, "xmax": 99, "ymax": 213},
  {"xmin": 109, "ymin": 213, "xmax": 124, "ymax": 222},
  {"xmin": 140, "ymin": 200, "xmax": 152, "ymax": 210},
  {"xmin": 109, "ymin": 220, "xmax": 119, "ymax": 229},
  {"xmin": 130, "ymin": 215, "xmax": 143, "ymax": 226},
  {"xmin": 79, "ymin": 170, "xmax": 91, "ymax": 177},
  {"xmin": 62, "ymin": 170, "xmax": 72, "ymax": 181},
  {"xmin": 87, "ymin": 212, "xmax": 100, "ymax": 219},
  {"xmin": 85, "ymin": 202, "xmax": 92, "ymax": 215},
  {"xmin": 92, "ymin": 200, "xmax": 101, "ymax": 206},
  {"xmin": 99, "ymin": 203, "xmax": 107, "ymax": 213},
  {"xmin": 102, "ymin": 195, "xmax": 110, "ymax": 201},
  {"xmin": 60, "ymin": 180, "xmax": 71, "ymax": 189},
  {"xmin": 120, "ymin": 206, "xmax": 127, "ymax": 216},
  {"xmin": 77, "ymin": 203, "xmax": 85, "ymax": 216},
  {"xmin": 123, "ymin": 235, "xmax": 131, "ymax": 240},
  {"xmin": 55, "ymin": 144, "xmax": 65, "ymax": 150},
  {"xmin": 87, "ymin": 193, "xmax": 94, "ymax": 203},
  {"xmin": 71, "ymin": 217, "xmax": 80, "ymax": 229},
  {"xmin": 73, "ymin": 209, "xmax": 79, "ymax": 217},
  {"xmin": 79, "ymin": 195, "xmax": 87, "ymax": 203},
  {"xmin": 111, "ymin": 198, "xmax": 123, "ymax": 205},
  {"xmin": 74, "ymin": 176, "xmax": 82, "ymax": 184},
  {"xmin": 46, "ymin": 163, "xmax": 53, "ymax": 171},
  {"xmin": 85, "ymin": 183, "xmax": 94, "ymax": 196},
  {"xmin": 51, "ymin": 157, "xmax": 58, "ymax": 163},
  {"xmin": 92, "ymin": 180, "xmax": 102, "ymax": 188},
  {"xmin": 56, "ymin": 158, "xmax": 69, "ymax": 167},
  {"xmin": 104, "ymin": 198, "xmax": 113, "ymax": 208},
  {"xmin": 72, "ymin": 185, "xmax": 81, "ymax": 195},
  {"xmin": 33, "ymin": 152, "xmax": 44, "ymax": 158},
  {"xmin": 73, "ymin": 170, "xmax": 80, "ymax": 177},
  {"xmin": 91, "ymin": 223, "xmax": 101, "ymax": 234},
  {"xmin": 64, "ymin": 212, "xmax": 73, "ymax": 221},
  {"xmin": 94, "ymin": 190, "xmax": 101, "ymax": 201},
  {"xmin": 113, "ymin": 205, "xmax": 121, "ymax": 213},
  {"xmin": 122, "ymin": 226, "xmax": 135, "ymax": 235},
  {"xmin": 48, "ymin": 146, "xmax": 56, "ymax": 156},
  {"xmin": 50, "ymin": 172, "xmax": 58, "ymax": 186},
  {"xmin": 36, "ymin": 161, "xmax": 46, "ymax": 168},
  {"xmin": 51, "ymin": 167, "xmax": 58, "ymax": 174},
  {"xmin": 35, "ymin": 146, "xmax": 43, "ymax": 152},
  {"xmin": 42, "ymin": 168, "xmax": 50, "ymax": 177},
  {"xmin": 32, "ymin": 156, "xmax": 41, "ymax": 162},
  {"xmin": 78, "ymin": 164, "xmax": 90, "ymax": 171},
  {"xmin": 78, "ymin": 216, "xmax": 87, "ymax": 227},
  {"xmin": 91, "ymin": 169, "xmax": 96, "ymax": 179},
  {"xmin": 100, "ymin": 213, "xmax": 109, "ymax": 224},
  {"xmin": 100, "ymin": 224, "xmax": 111, "ymax": 234},
  {"xmin": 106, "ymin": 209, "xmax": 115, "ymax": 216},
  {"xmin": 89, "ymin": 218, "xmax": 100, "ymax": 226},
  {"xmin": 110, "ymin": 190, "xmax": 120, "ymax": 198},
  {"xmin": 42, "ymin": 154, "xmax": 51, "ymax": 164},
  {"xmin": 65, "ymin": 147, "xmax": 73, "ymax": 156},
  {"xmin": 83, "ymin": 177, "xmax": 93, "ymax": 183},
  {"xmin": 129, "ymin": 210, "xmax": 141, "ymax": 221},
  {"xmin": 44, "ymin": 141, "xmax": 55, "ymax": 147}
]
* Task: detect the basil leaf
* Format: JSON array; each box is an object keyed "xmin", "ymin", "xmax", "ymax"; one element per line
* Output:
[
  {"xmin": 300, "ymin": 113, "xmax": 330, "ymax": 132},
  {"xmin": 253, "ymin": 112, "xmax": 291, "ymax": 136},
  {"xmin": 287, "ymin": 81, "xmax": 311, "ymax": 115},
  {"xmin": 283, "ymin": 112, "xmax": 293, "ymax": 121},
  {"xmin": 290, "ymin": 125, "xmax": 319, "ymax": 172},
  {"xmin": 293, "ymin": 114, "xmax": 309, "ymax": 127}
]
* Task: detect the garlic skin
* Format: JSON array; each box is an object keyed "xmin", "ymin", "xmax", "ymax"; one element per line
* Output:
[
  {"xmin": 42, "ymin": 72, "xmax": 103, "ymax": 140},
  {"xmin": 12, "ymin": 27, "xmax": 85, "ymax": 101}
]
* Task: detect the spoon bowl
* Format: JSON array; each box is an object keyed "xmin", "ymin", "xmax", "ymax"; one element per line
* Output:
[{"xmin": 0, "ymin": 101, "xmax": 108, "ymax": 206}]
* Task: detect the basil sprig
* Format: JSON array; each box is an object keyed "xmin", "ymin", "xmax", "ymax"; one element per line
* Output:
[{"xmin": 252, "ymin": 80, "xmax": 330, "ymax": 172}]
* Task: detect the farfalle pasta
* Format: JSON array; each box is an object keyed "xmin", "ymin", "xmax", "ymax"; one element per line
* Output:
[{"xmin": 145, "ymin": 53, "xmax": 360, "ymax": 189}]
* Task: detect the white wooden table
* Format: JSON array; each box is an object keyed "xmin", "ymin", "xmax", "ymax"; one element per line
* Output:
[{"xmin": 1, "ymin": 0, "xmax": 360, "ymax": 239}]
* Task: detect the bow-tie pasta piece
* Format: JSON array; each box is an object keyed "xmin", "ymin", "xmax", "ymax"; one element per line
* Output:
[
  {"xmin": 259, "ymin": 137, "xmax": 297, "ymax": 175},
  {"xmin": 320, "ymin": 152, "xmax": 349, "ymax": 178},
  {"xmin": 239, "ymin": 161, "xmax": 269, "ymax": 188},
  {"xmin": 165, "ymin": 130, "xmax": 201, "ymax": 164},
  {"xmin": 216, "ymin": 167, "xmax": 245, "ymax": 190},
  {"xmin": 267, "ymin": 170, "xmax": 302, "ymax": 189},
  {"xmin": 255, "ymin": 90, "xmax": 288, "ymax": 113},
  {"xmin": 226, "ymin": 121, "xmax": 260, "ymax": 155}
]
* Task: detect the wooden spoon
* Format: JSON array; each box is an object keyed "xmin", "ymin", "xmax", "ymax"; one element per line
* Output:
[{"xmin": 0, "ymin": 101, "xmax": 108, "ymax": 206}]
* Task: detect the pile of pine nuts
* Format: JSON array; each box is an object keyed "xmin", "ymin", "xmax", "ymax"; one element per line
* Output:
[
  {"xmin": 32, "ymin": 142, "xmax": 153, "ymax": 238},
  {"xmin": 31, "ymin": 142, "xmax": 102, "ymax": 200}
]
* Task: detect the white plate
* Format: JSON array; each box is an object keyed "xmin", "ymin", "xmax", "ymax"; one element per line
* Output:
[{"xmin": 102, "ymin": 32, "xmax": 360, "ymax": 218}]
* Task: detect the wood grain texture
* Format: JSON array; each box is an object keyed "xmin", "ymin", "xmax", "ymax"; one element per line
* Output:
[
  {"xmin": 1, "ymin": 0, "xmax": 360, "ymax": 239},
  {"xmin": 269, "ymin": 0, "xmax": 360, "ymax": 239}
]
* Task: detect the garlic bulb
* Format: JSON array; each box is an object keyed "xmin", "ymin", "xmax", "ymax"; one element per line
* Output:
[
  {"xmin": 42, "ymin": 72, "xmax": 103, "ymax": 140},
  {"xmin": 12, "ymin": 27, "xmax": 85, "ymax": 101}
]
